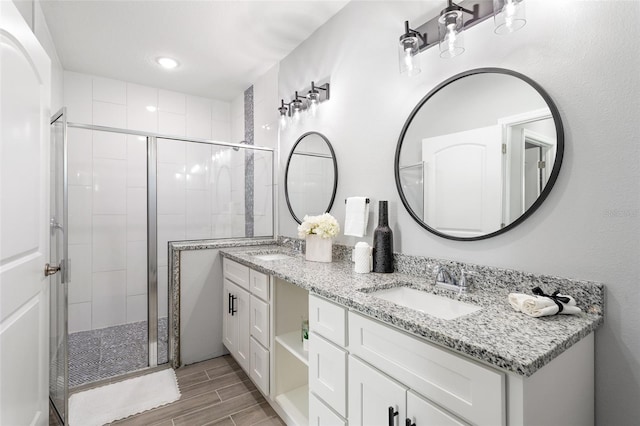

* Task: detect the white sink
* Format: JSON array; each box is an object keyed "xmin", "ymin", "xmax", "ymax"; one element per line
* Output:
[
  {"xmin": 252, "ymin": 253, "xmax": 293, "ymax": 261},
  {"xmin": 370, "ymin": 286, "xmax": 481, "ymax": 320}
]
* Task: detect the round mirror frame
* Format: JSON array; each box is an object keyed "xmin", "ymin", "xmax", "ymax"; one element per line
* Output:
[
  {"xmin": 394, "ymin": 67, "xmax": 565, "ymax": 241},
  {"xmin": 284, "ymin": 131, "xmax": 338, "ymax": 224}
]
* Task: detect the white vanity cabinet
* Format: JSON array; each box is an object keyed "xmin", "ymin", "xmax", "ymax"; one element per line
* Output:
[
  {"xmin": 308, "ymin": 295, "xmax": 348, "ymax": 422},
  {"xmin": 222, "ymin": 259, "xmax": 270, "ymax": 394},
  {"xmin": 349, "ymin": 311, "xmax": 504, "ymax": 425}
]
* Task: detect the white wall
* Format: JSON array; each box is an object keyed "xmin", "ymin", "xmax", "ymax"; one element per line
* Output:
[
  {"xmin": 276, "ymin": 1, "xmax": 640, "ymax": 424},
  {"xmin": 64, "ymin": 72, "xmax": 233, "ymax": 332}
]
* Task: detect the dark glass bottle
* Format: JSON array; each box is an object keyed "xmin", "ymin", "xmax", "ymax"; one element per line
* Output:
[{"xmin": 373, "ymin": 201, "xmax": 394, "ymax": 273}]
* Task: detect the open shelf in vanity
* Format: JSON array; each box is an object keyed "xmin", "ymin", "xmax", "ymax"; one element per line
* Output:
[{"xmin": 272, "ymin": 277, "xmax": 309, "ymax": 425}]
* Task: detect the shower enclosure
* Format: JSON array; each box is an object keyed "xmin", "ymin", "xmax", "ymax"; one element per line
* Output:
[{"xmin": 49, "ymin": 108, "xmax": 274, "ymax": 424}]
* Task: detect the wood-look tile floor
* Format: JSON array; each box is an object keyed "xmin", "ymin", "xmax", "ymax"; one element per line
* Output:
[{"xmin": 50, "ymin": 355, "xmax": 285, "ymax": 426}]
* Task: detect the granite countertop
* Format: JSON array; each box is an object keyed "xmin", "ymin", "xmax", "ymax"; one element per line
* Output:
[{"xmin": 219, "ymin": 244, "xmax": 604, "ymax": 377}]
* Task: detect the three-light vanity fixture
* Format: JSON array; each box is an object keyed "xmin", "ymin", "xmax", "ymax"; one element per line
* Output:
[
  {"xmin": 399, "ymin": 0, "xmax": 526, "ymax": 75},
  {"xmin": 278, "ymin": 81, "xmax": 330, "ymax": 129}
]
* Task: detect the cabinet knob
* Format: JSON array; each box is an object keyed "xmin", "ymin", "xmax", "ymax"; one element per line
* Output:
[{"xmin": 388, "ymin": 406, "xmax": 399, "ymax": 426}]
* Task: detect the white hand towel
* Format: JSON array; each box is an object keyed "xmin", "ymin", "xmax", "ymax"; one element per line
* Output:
[
  {"xmin": 344, "ymin": 197, "xmax": 369, "ymax": 237},
  {"xmin": 508, "ymin": 293, "xmax": 581, "ymax": 317}
]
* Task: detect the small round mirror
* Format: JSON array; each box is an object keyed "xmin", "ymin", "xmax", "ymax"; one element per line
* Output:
[
  {"xmin": 395, "ymin": 68, "xmax": 564, "ymax": 241},
  {"xmin": 285, "ymin": 132, "xmax": 338, "ymax": 224}
]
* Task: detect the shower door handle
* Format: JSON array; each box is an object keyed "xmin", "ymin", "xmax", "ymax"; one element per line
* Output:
[{"xmin": 44, "ymin": 263, "xmax": 61, "ymax": 277}]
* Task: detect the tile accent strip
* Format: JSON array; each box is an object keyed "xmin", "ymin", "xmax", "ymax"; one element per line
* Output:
[{"xmin": 244, "ymin": 86, "xmax": 255, "ymax": 238}]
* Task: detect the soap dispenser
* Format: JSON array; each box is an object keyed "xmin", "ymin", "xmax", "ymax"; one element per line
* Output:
[{"xmin": 353, "ymin": 242, "xmax": 373, "ymax": 273}]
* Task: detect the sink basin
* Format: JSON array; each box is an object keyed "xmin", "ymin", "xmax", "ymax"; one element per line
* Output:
[
  {"xmin": 369, "ymin": 286, "xmax": 481, "ymax": 320},
  {"xmin": 251, "ymin": 253, "xmax": 293, "ymax": 261}
]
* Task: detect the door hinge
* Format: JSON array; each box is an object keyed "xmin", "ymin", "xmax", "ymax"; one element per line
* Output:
[
  {"xmin": 538, "ymin": 160, "xmax": 546, "ymax": 169},
  {"xmin": 502, "ymin": 144, "xmax": 507, "ymax": 154}
]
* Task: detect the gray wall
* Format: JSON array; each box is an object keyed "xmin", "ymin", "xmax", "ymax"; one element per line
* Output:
[{"xmin": 277, "ymin": 1, "xmax": 640, "ymax": 424}]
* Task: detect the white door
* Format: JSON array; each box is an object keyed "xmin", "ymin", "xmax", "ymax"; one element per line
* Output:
[
  {"xmin": 0, "ymin": 2, "xmax": 52, "ymax": 425},
  {"xmin": 422, "ymin": 125, "xmax": 502, "ymax": 237},
  {"xmin": 348, "ymin": 356, "xmax": 407, "ymax": 426}
]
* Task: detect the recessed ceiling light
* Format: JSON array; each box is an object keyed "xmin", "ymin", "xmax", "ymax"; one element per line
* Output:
[{"xmin": 156, "ymin": 57, "xmax": 179, "ymax": 69}]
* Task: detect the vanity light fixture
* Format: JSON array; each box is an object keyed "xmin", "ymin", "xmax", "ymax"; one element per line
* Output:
[
  {"xmin": 398, "ymin": 0, "xmax": 526, "ymax": 71},
  {"xmin": 277, "ymin": 81, "xmax": 331, "ymax": 126}
]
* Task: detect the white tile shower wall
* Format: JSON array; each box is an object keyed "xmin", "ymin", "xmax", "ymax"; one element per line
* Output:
[{"xmin": 65, "ymin": 71, "xmax": 232, "ymax": 332}]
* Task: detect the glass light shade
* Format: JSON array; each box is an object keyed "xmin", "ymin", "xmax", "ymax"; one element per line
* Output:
[
  {"xmin": 307, "ymin": 91, "xmax": 320, "ymax": 116},
  {"xmin": 398, "ymin": 35, "xmax": 421, "ymax": 76},
  {"xmin": 279, "ymin": 114, "xmax": 289, "ymax": 130},
  {"xmin": 494, "ymin": 0, "xmax": 526, "ymax": 34},
  {"xmin": 438, "ymin": 10, "xmax": 465, "ymax": 59}
]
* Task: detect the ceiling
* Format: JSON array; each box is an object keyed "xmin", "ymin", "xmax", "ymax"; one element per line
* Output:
[{"xmin": 40, "ymin": 0, "xmax": 350, "ymax": 101}]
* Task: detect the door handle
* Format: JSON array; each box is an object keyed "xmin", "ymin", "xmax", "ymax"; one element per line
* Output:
[
  {"xmin": 388, "ymin": 406, "xmax": 399, "ymax": 426},
  {"xmin": 44, "ymin": 263, "xmax": 61, "ymax": 277},
  {"xmin": 231, "ymin": 295, "xmax": 238, "ymax": 315},
  {"xmin": 406, "ymin": 419, "xmax": 416, "ymax": 426},
  {"xmin": 228, "ymin": 292, "xmax": 233, "ymax": 314}
]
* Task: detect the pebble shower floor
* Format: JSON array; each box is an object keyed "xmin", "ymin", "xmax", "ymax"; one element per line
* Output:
[{"xmin": 68, "ymin": 318, "xmax": 168, "ymax": 388}]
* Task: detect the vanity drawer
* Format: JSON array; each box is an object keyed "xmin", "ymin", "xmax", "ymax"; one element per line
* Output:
[
  {"xmin": 348, "ymin": 312, "xmax": 505, "ymax": 426},
  {"xmin": 250, "ymin": 295, "xmax": 269, "ymax": 348},
  {"xmin": 250, "ymin": 337, "xmax": 269, "ymax": 395},
  {"xmin": 309, "ymin": 295, "xmax": 347, "ymax": 346},
  {"xmin": 309, "ymin": 331, "xmax": 347, "ymax": 417},
  {"xmin": 250, "ymin": 269, "xmax": 269, "ymax": 301},
  {"xmin": 223, "ymin": 258, "xmax": 249, "ymax": 290}
]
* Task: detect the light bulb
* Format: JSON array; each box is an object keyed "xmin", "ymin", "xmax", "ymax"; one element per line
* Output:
[
  {"xmin": 279, "ymin": 114, "xmax": 288, "ymax": 130},
  {"xmin": 446, "ymin": 24, "xmax": 457, "ymax": 54}
]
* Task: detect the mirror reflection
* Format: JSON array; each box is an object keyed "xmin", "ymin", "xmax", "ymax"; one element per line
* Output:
[
  {"xmin": 285, "ymin": 132, "xmax": 337, "ymax": 224},
  {"xmin": 396, "ymin": 69, "xmax": 563, "ymax": 240}
]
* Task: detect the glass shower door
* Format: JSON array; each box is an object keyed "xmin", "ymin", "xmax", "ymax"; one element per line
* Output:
[{"xmin": 50, "ymin": 109, "xmax": 68, "ymax": 424}]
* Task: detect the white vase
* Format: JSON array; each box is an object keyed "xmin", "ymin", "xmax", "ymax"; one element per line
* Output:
[{"xmin": 305, "ymin": 234, "xmax": 333, "ymax": 263}]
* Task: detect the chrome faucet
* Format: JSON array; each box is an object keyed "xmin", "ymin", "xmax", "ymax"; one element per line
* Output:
[{"xmin": 434, "ymin": 266, "xmax": 476, "ymax": 294}]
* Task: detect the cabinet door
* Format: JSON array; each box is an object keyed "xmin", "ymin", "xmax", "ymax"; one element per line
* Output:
[
  {"xmin": 407, "ymin": 390, "xmax": 469, "ymax": 426},
  {"xmin": 309, "ymin": 331, "xmax": 347, "ymax": 417},
  {"xmin": 250, "ymin": 337, "xmax": 270, "ymax": 395},
  {"xmin": 222, "ymin": 279, "xmax": 237, "ymax": 353},
  {"xmin": 310, "ymin": 393, "xmax": 346, "ymax": 426},
  {"xmin": 349, "ymin": 356, "xmax": 407, "ymax": 426},
  {"xmin": 250, "ymin": 295, "xmax": 270, "ymax": 348},
  {"xmin": 235, "ymin": 285, "xmax": 251, "ymax": 372}
]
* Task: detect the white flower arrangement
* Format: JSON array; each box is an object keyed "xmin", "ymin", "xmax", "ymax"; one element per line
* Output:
[{"xmin": 297, "ymin": 213, "xmax": 340, "ymax": 239}]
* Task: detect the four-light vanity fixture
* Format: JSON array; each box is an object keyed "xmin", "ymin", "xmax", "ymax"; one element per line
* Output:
[
  {"xmin": 278, "ymin": 81, "xmax": 330, "ymax": 129},
  {"xmin": 399, "ymin": 0, "xmax": 526, "ymax": 75}
]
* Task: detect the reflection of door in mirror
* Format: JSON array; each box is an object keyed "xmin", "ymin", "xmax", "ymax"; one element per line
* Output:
[
  {"xmin": 422, "ymin": 125, "xmax": 502, "ymax": 238},
  {"xmin": 500, "ymin": 109, "xmax": 555, "ymax": 224}
]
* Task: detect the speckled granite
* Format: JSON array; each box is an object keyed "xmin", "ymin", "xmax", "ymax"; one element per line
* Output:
[
  {"xmin": 168, "ymin": 238, "xmax": 275, "ymax": 368},
  {"xmin": 219, "ymin": 244, "xmax": 604, "ymax": 377}
]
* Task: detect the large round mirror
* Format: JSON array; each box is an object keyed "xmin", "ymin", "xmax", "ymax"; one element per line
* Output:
[
  {"xmin": 285, "ymin": 131, "xmax": 338, "ymax": 224},
  {"xmin": 395, "ymin": 68, "xmax": 564, "ymax": 241}
]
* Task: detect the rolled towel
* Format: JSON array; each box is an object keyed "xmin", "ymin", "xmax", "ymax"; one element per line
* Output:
[{"xmin": 508, "ymin": 292, "xmax": 581, "ymax": 317}]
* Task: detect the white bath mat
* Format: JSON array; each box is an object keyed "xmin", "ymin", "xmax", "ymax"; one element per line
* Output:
[{"xmin": 69, "ymin": 368, "xmax": 181, "ymax": 426}]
